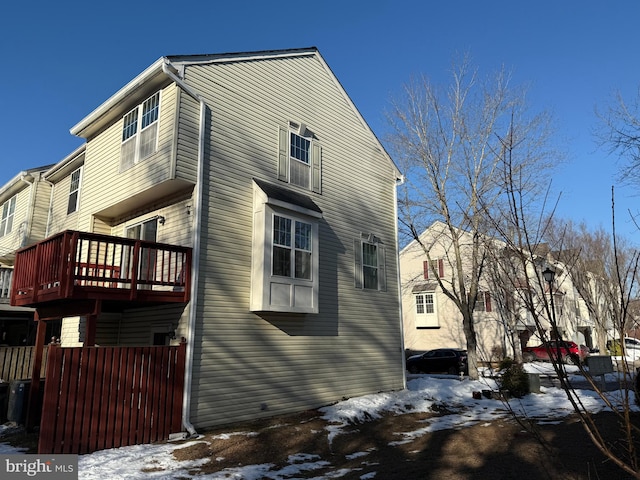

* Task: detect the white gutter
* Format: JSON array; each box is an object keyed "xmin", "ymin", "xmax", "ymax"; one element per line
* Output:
[
  {"xmin": 71, "ymin": 59, "xmax": 165, "ymax": 137},
  {"xmin": 394, "ymin": 174, "xmax": 407, "ymax": 389},
  {"xmin": 162, "ymin": 59, "xmax": 204, "ymax": 438}
]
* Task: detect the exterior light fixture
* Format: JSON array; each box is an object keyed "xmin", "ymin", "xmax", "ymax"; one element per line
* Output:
[{"xmin": 542, "ymin": 267, "xmax": 555, "ymax": 284}]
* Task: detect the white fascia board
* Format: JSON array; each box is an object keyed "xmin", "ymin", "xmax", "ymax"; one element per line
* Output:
[
  {"xmin": 43, "ymin": 144, "xmax": 86, "ymax": 182},
  {"xmin": 70, "ymin": 58, "xmax": 167, "ymax": 137}
]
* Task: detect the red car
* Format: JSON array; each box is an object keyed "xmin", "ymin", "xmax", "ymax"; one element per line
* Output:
[{"xmin": 522, "ymin": 341, "xmax": 589, "ymax": 364}]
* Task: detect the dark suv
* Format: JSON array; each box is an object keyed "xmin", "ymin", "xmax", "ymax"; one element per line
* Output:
[{"xmin": 406, "ymin": 348, "xmax": 468, "ymax": 375}]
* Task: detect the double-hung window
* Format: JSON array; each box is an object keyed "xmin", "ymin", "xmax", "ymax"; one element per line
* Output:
[
  {"xmin": 354, "ymin": 235, "xmax": 386, "ymax": 291},
  {"xmin": 0, "ymin": 196, "xmax": 16, "ymax": 237},
  {"xmin": 67, "ymin": 167, "xmax": 82, "ymax": 214},
  {"xmin": 278, "ymin": 125, "xmax": 322, "ymax": 193},
  {"xmin": 362, "ymin": 242, "xmax": 379, "ymax": 289},
  {"xmin": 423, "ymin": 258, "xmax": 444, "ymax": 279},
  {"xmin": 121, "ymin": 92, "xmax": 160, "ymax": 171},
  {"xmin": 289, "ymin": 132, "xmax": 311, "ymax": 189},
  {"xmin": 474, "ymin": 292, "xmax": 493, "ymax": 312},
  {"xmin": 273, "ymin": 215, "xmax": 312, "ymax": 280}
]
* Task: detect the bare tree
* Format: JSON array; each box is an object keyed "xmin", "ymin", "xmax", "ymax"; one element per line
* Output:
[
  {"xmin": 495, "ymin": 124, "xmax": 640, "ymax": 478},
  {"xmin": 597, "ymin": 87, "xmax": 640, "ymax": 189},
  {"xmin": 544, "ymin": 219, "xmax": 640, "ymax": 354},
  {"xmin": 388, "ymin": 56, "xmax": 556, "ymax": 379}
]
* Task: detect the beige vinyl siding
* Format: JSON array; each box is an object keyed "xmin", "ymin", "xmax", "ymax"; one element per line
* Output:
[
  {"xmin": 28, "ymin": 180, "xmax": 51, "ymax": 244},
  {"xmin": 110, "ymin": 196, "xmax": 193, "ymax": 246},
  {"xmin": 77, "ymin": 84, "xmax": 179, "ymax": 232},
  {"xmin": 94, "ymin": 312, "xmax": 122, "ymax": 345},
  {"xmin": 118, "ymin": 304, "xmax": 189, "ymax": 346},
  {"xmin": 174, "ymin": 89, "xmax": 199, "ymax": 184},
  {"xmin": 0, "ymin": 183, "xmax": 33, "ymax": 256},
  {"xmin": 60, "ymin": 317, "xmax": 83, "ymax": 346},
  {"xmin": 60, "ymin": 312, "xmax": 124, "ymax": 347},
  {"xmin": 183, "ymin": 54, "xmax": 403, "ymax": 427},
  {"xmin": 48, "ymin": 172, "xmax": 81, "ymax": 234}
]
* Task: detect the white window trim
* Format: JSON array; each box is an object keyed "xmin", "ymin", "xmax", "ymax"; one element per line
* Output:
[
  {"xmin": 67, "ymin": 166, "xmax": 83, "ymax": 215},
  {"xmin": 271, "ymin": 214, "xmax": 313, "ymax": 280},
  {"xmin": 414, "ymin": 291, "xmax": 439, "ymax": 328},
  {"xmin": 278, "ymin": 124, "xmax": 322, "ymax": 194},
  {"xmin": 0, "ymin": 196, "xmax": 16, "ymax": 238},
  {"xmin": 251, "ymin": 181, "xmax": 321, "ymax": 313},
  {"xmin": 354, "ymin": 234, "xmax": 386, "ymax": 291},
  {"xmin": 120, "ymin": 92, "xmax": 161, "ymax": 171}
]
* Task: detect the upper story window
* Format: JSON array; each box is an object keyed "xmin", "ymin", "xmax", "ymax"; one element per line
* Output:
[
  {"xmin": 289, "ymin": 132, "xmax": 311, "ymax": 188},
  {"xmin": 362, "ymin": 242, "xmax": 379, "ymax": 289},
  {"xmin": 474, "ymin": 292, "xmax": 493, "ymax": 312},
  {"xmin": 278, "ymin": 124, "xmax": 322, "ymax": 193},
  {"xmin": 121, "ymin": 92, "xmax": 160, "ymax": 171},
  {"xmin": 67, "ymin": 167, "xmax": 82, "ymax": 214},
  {"xmin": 0, "ymin": 196, "xmax": 16, "ymax": 237},
  {"xmin": 423, "ymin": 258, "xmax": 444, "ymax": 279},
  {"xmin": 354, "ymin": 234, "xmax": 386, "ymax": 291}
]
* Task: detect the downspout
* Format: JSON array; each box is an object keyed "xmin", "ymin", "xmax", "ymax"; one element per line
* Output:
[
  {"xmin": 394, "ymin": 174, "xmax": 407, "ymax": 389},
  {"xmin": 162, "ymin": 60, "xmax": 204, "ymax": 438},
  {"xmin": 42, "ymin": 179, "xmax": 55, "ymax": 237},
  {"xmin": 19, "ymin": 174, "xmax": 36, "ymax": 248}
]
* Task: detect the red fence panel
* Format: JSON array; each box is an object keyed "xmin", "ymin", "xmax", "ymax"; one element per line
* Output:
[{"xmin": 38, "ymin": 342, "xmax": 186, "ymax": 454}]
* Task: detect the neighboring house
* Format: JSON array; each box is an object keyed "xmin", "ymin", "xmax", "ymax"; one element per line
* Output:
[
  {"xmin": 0, "ymin": 165, "xmax": 54, "ymax": 346},
  {"xmin": 399, "ymin": 221, "xmax": 599, "ymax": 362},
  {"xmin": 10, "ymin": 47, "xmax": 405, "ymax": 450}
]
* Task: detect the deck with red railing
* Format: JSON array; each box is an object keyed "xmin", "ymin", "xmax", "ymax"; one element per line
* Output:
[{"xmin": 11, "ymin": 230, "xmax": 192, "ymax": 308}]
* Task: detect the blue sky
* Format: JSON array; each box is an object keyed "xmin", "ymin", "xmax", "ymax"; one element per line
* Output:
[{"xmin": 1, "ymin": 0, "xmax": 638, "ymax": 239}]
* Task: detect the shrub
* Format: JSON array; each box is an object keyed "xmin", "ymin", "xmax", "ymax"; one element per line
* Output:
[{"xmin": 498, "ymin": 359, "xmax": 529, "ymax": 398}]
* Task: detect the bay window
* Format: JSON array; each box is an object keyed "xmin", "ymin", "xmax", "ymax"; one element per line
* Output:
[{"xmin": 251, "ymin": 179, "xmax": 321, "ymax": 313}]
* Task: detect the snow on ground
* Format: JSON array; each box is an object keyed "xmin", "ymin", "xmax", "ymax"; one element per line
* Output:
[{"xmin": 0, "ymin": 362, "xmax": 637, "ymax": 479}]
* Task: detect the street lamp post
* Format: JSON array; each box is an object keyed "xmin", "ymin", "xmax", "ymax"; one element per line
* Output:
[{"xmin": 542, "ymin": 267, "xmax": 559, "ymax": 340}]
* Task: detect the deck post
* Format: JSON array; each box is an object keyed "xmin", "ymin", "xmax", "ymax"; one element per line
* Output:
[
  {"xmin": 26, "ymin": 312, "xmax": 46, "ymax": 432},
  {"xmin": 84, "ymin": 300, "xmax": 101, "ymax": 347}
]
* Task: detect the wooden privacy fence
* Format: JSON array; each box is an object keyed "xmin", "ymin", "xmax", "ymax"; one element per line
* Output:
[
  {"xmin": 0, "ymin": 346, "xmax": 49, "ymax": 383},
  {"xmin": 38, "ymin": 342, "xmax": 186, "ymax": 454}
]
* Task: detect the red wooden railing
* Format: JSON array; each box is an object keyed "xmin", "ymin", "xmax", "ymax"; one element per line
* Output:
[
  {"xmin": 38, "ymin": 342, "xmax": 186, "ymax": 454},
  {"xmin": 11, "ymin": 230, "xmax": 191, "ymax": 307}
]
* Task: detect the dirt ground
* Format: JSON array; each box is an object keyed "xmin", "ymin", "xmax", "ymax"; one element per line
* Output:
[
  {"xmin": 171, "ymin": 408, "xmax": 637, "ymax": 480},
  {"xmin": 4, "ymin": 409, "xmax": 639, "ymax": 479}
]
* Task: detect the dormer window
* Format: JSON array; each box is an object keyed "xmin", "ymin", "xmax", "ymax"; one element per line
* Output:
[{"xmin": 121, "ymin": 92, "xmax": 160, "ymax": 171}]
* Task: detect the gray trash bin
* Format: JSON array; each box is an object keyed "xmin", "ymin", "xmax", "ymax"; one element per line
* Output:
[
  {"xmin": 528, "ymin": 373, "xmax": 541, "ymax": 394},
  {"xmin": 0, "ymin": 383, "xmax": 8, "ymax": 423},
  {"xmin": 7, "ymin": 379, "xmax": 30, "ymax": 424}
]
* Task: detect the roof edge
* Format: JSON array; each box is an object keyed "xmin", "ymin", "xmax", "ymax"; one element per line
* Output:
[{"xmin": 70, "ymin": 57, "xmax": 167, "ymax": 138}]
